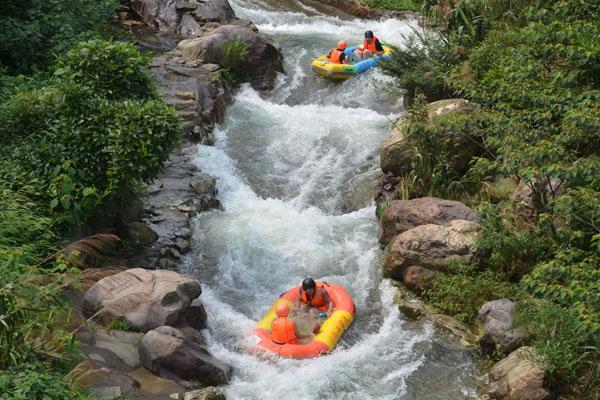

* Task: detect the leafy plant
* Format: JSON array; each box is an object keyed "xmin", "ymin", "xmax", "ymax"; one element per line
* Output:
[
  {"xmin": 362, "ymin": 0, "xmax": 423, "ymax": 11},
  {"xmin": 219, "ymin": 40, "xmax": 250, "ymax": 82},
  {"xmin": 108, "ymin": 317, "xmax": 131, "ymax": 332}
]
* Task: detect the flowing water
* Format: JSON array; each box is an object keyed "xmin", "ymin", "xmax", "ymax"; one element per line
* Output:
[{"xmin": 182, "ymin": 1, "xmax": 478, "ymax": 398}]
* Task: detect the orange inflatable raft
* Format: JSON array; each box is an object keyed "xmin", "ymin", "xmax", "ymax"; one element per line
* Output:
[{"xmin": 255, "ymin": 282, "xmax": 355, "ymax": 359}]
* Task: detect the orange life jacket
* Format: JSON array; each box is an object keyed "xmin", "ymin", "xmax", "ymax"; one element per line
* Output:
[
  {"xmin": 328, "ymin": 49, "xmax": 344, "ymax": 64},
  {"xmin": 271, "ymin": 316, "xmax": 297, "ymax": 345},
  {"xmin": 363, "ymin": 36, "xmax": 380, "ymax": 53},
  {"xmin": 300, "ymin": 284, "xmax": 328, "ymax": 310}
]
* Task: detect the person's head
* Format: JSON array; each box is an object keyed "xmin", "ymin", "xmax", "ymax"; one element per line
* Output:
[
  {"xmin": 302, "ymin": 277, "xmax": 316, "ymax": 294},
  {"xmin": 337, "ymin": 40, "xmax": 348, "ymax": 50},
  {"xmin": 365, "ymin": 30, "xmax": 374, "ymax": 43},
  {"xmin": 275, "ymin": 302, "xmax": 290, "ymax": 317}
]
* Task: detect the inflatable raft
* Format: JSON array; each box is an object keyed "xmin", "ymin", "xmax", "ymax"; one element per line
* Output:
[
  {"xmin": 311, "ymin": 45, "xmax": 392, "ymax": 80},
  {"xmin": 255, "ymin": 282, "xmax": 355, "ymax": 358}
]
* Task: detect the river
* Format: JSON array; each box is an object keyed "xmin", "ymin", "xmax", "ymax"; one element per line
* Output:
[{"xmin": 181, "ymin": 1, "xmax": 478, "ymax": 398}]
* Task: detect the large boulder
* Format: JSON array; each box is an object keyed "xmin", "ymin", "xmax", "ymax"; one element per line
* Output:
[
  {"xmin": 378, "ymin": 197, "xmax": 477, "ymax": 244},
  {"xmin": 478, "ymin": 299, "xmax": 527, "ymax": 355},
  {"xmin": 178, "ymin": 25, "xmax": 284, "ymax": 90},
  {"xmin": 77, "ymin": 328, "xmax": 142, "ymax": 371},
  {"xmin": 484, "ymin": 347, "xmax": 549, "ymax": 400},
  {"xmin": 382, "ymin": 219, "xmax": 479, "ymax": 280},
  {"xmin": 132, "ymin": 0, "xmax": 235, "ymax": 38},
  {"xmin": 140, "ymin": 326, "xmax": 232, "ymax": 387},
  {"xmin": 379, "ymin": 99, "xmax": 480, "ymax": 176},
  {"xmin": 82, "ymin": 268, "xmax": 204, "ymax": 332},
  {"xmin": 68, "ymin": 360, "xmax": 139, "ymax": 399}
]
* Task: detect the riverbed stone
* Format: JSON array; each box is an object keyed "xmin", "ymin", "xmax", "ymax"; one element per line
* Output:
[
  {"xmin": 77, "ymin": 328, "xmax": 143, "ymax": 371},
  {"xmin": 478, "ymin": 299, "xmax": 527, "ymax": 355},
  {"xmin": 380, "ymin": 120, "xmax": 412, "ymax": 176},
  {"xmin": 82, "ymin": 268, "xmax": 202, "ymax": 332},
  {"xmin": 382, "ymin": 219, "xmax": 479, "ymax": 279},
  {"xmin": 177, "ymin": 24, "xmax": 284, "ymax": 90},
  {"xmin": 483, "ymin": 346, "xmax": 549, "ymax": 400},
  {"xmin": 402, "ymin": 265, "xmax": 436, "ymax": 291},
  {"xmin": 182, "ymin": 387, "xmax": 226, "ymax": 400},
  {"xmin": 124, "ymin": 221, "xmax": 159, "ymax": 247},
  {"xmin": 378, "ymin": 197, "xmax": 477, "ymax": 244},
  {"xmin": 68, "ymin": 360, "xmax": 139, "ymax": 398},
  {"xmin": 140, "ymin": 326, "xmax": 232, "ymax": 388},
  {"xmin": 189, "ymin": 174, "xmax": 217, "ymax": 195}
]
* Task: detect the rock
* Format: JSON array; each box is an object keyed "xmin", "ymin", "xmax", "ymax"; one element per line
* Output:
[
  {"xmin": 374, "ymin": 172, "xmax": 400, "ymax": 207},
  {"xmin": 124, "ymin": 221, "xmax": 159, "ymax": 247},
  {"xmin": 179, "ymin": 13, "xmax": 202, "ymax": 39},
  {"xmin": 140, "ymin": 326, "xmax": 232, "ymax": 387},
  {"xmin": 129, "ymin": 367, "xmax": 186, "ymax": 398},
  {"xmin": 380, "ymin": 120, "xmax": 412, "ymax": 176},
  {"xmin": 382, "ymin": 220, "xmax": 479, "ymax": 279},
  {"xmin": 133, "ymin": 0, "xmax": 180, "ymax": 36},
  {"xmin": 478, "ymin": 299, "xmax": 527, "ymax": 355},
  {"xmin": 402, "ymin": 265, "xmax": 436, "ymax": 291},
  {"xmin": 178, "ymin": 25, "xmax": 284, "ymax": 90},
  {"xmin": 81, "ymin": 267, "xmax": 127, "ymax": 291},
  {"xmin": 77, "ymin": 328, "xmax": 143, "ymax": 371},
  {"xmin": 379, "ymin": 99, "xmax": 480, "ymax": 177},
  {"xmin": 510, "ymin": 177, "xmax": 564, "ymax": 210},
  {"xmin": 189, "ymin": 174, "xmax": 217, "ymax": 195},
  {"xmin": 195, "ymin": 0, "xmax": 235, "ymax": 22},
  {"xmin": 378, "ymin": 197, "xmax": 477, "ymax": 244},
  {"xmin": 341, "ymin": 167, "xmax": 380, "ymax": 212},
  {"xmin": 82, "ymin": 268, "xmax": 203, "ymax": 332},
  {"xmin": 484, "ymin": 347, "xmax": 549, "ymax": 400},
  {"xmin": 182, "ymin": 387, "xmax": 226, "ymax": 400},
  {"xmin": 68, "ymin": 360, "xmax": 139, "ymax": 398}
]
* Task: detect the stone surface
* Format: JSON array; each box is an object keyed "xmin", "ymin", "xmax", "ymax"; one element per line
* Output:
[
  {"xmin": 78, "ymin": 328, "xmax": 143, "ymax": 371},
  {"xmin": 484, "ymin": 347, "xmax": 549, "ymax": 400},
  {"xmin": 129, "ymin": 367, "xmax": 186, "ymax": 398},
  {"xmin": 140, "ymin": 326, "xmax": 232, "ymax": 388},
  {"xmin": 195, "ymin": 0, "xmax": 235, "ymax": 22},
  {"xmin": 341, "ymin": 164, "xmax": 380, "ymax": 212},
  {"xmin": 189, "ymin": 174, "xmax": 217, "ymax": 195},
  {"xmin": 478, "ymin": 299, "xmax": 527, "ymax": 355},
  {"xmin": 68, "ymin": 360, "xmax": 139, "ymax": 398},
  {"xmin": 382, "ymin": 220, "xmax": 479, "ymax": 279},
  {"xmin": 378, "ymin": 197, "xmax": 477, "ymax": 244},
  {"xmin": 380, "ymin": 120, "xmax": 412, "ymax": 176},
  {"xmin": 182, "ymin": 387, "xmax": 226, "ymax": 400},
  {"xmin": 82, "ymin": 268, "xmax": 203, "ymax": 332},
  {"xmin": 178, "ymin": 24, "xmax": 284, "ymax": 90},
  {"xmin": 124, "ymin": 221, "xmax": 159, "ymax": 247},
  {"xmin": 402, "ymin": 265, "xmax": 436, "ymax": 291}
]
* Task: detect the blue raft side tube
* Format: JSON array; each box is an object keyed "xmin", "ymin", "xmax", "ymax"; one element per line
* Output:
[{"xmin": 343, "ymin": 46, "xmax": 391, "ymax": 74}]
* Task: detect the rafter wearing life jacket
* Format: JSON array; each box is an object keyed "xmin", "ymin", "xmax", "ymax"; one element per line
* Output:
[
  {"xmin": 328, "ymin": 40, "xmax": 348, "ymax": 64},
  {"xmin": 299, "ymin": 283, "xmax": 330, "ymax": 312},
  {"xmin": 363, "ymin": 36, "xmax": 382, "ymax": 53},
  {"xmin": 271, "ymin": 303, "xmax": 297, "ymax": 345}
]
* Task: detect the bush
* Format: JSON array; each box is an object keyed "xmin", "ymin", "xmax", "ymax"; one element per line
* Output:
[
  {"xmin": 0, "ymin": 363, "xmax": 89, "ymax": 400},
  {"xmin": 0, "ymin": 0, "xmax": 119, "ymax": 73},
  {"xmin": 54, "ymin": 40, "xmax": 156, "ymax": 100},
  {"xmin": 422, "ymin": 262, "xmax": 517, "ymax": 323},
  {"xmin": 362, "ymin": 0, "xmax": 423, "ymax": 11},
  {"xmin": 219, "ymin": 40, "xmax": 250, "ymax": 83}
]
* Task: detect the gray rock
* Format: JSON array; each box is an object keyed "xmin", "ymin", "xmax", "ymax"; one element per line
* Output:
[
  {"xmin": 179, "ymin": 13, "xmax": 202, "ymax": 39},
  {"xmin": 124, "ymin": 221, "xmax": 159, "ymax": 247},
  {"xmin": 177, "ymin": 25, "xmax": 284, "ymax": 90},
  {"xmin": 483, "ymin": 347, "xmax": 549, "ymax": 400},
  {"xmin": 478, "ymin": 299, "xmax": 527, "ymax": 355},
  {"xmin": 189, "ymin": 174, "xmax": 217, "ymax": 195},
  {"xmin": 378, "ymin": 197, "xmax": 477, "ymax": 245},
  {"xmin": 67, "ymin": 360, "xmax": 139, "ymax": 398},
  {"xmin": 382, "ymin": 220, "xmax": 479, "ymax": 279},
  {"xmin": 402, "ymin": 265, "xmax": 436, "ymax": 291},
  {"xmin": 182, "ymin": 387, "xmax": 226, "ymax": 400},
  {"xmin": 195, "ymin": 0, "xmax": 235, "ymax": 22},
  {"xmin": 77, "ymin": 328, "xmax": 143, "ymax": 371},
  {"xmin": 82, "ymin": 268, "xmax": 202, "ymax": 332},
  {"xmin": 140, "ymin": 326, "xmax": 232, "ymax": 387}
]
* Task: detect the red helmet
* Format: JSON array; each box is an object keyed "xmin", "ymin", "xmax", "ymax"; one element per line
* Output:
[
  {"xmin": 275, "ymin": 302, "xmax": 290, "ymax": 317},
  {"xmin": 337, "ymin": 40, "xmax": 348, "ymax": 50}
]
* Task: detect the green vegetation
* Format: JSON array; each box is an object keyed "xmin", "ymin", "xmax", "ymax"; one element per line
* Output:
[
  {"xmin": 362, "ymin": 0, "xmax": 423, "ymax": 11},
  {"xmin": 381, "ymin": 0, "xmax": 599, "ymax": 396},
  {"xmin": 218, "ymin": 39, "xmax": 251, "ymax": 83},
  {"xmin": 108, "ymin": 317, "xmax": 131, "ymax": 332},
  {"xmin": 1, "ymin": 2, "xmax": 181, "ymax": 398}
]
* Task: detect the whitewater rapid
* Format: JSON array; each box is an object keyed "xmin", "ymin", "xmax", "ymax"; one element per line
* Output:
[{"xmin": 182, "ymin": 1, "xmax": 478, "ymax": 398}]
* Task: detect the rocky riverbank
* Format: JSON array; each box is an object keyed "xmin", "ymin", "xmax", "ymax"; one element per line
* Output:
[
  {"xmin": 66, "ymin": 1, "xmax": 284, "ymax": 398},
  {"xmin": 375, "ymin": 99, "xmax": 550, "ymax": 400}
]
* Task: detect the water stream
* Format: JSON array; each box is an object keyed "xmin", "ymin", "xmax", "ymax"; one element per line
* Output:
[{"xmin": 182, "ymin": 1, "xmax": 478, "ymax": 398}]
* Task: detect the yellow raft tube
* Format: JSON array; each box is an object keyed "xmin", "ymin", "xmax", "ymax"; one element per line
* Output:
[{"xmin": 311, "ymin": 45, "xmax": 392, "ymax": 80}]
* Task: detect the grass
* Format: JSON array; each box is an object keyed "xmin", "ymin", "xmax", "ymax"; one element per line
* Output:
[{"xmin": 362, "ymin": 0, "xmax": 423, "ymax": 12}]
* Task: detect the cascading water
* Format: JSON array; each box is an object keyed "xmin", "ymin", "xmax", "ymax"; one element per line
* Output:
[{"xmin": 182, "ymin": 1, "xmax": 478, "ymax": 398}]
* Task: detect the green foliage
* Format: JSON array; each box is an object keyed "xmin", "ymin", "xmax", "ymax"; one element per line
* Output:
[
  {"xmin": 422, "ymin": 262, "xmax": 517, "ymax": 323},
  {"xmin": 219, "ymin": 40, "xmax": 250, "ymax": 82},
  {"xmin": 0, "ymin": 0, "xmax": 119, "ymax": 73},
  {"xmin": 518, "ymin": 300, "xmax": 599, "ymax": 393},
  {"xmin": 55, "ymin": 40, "xmax": 156, "ymax": 100},
  {"xmin": 362, "ymin": 0, "xmax": 423, "ymax": 11},
  {"xmin": 0, "ymin": 363, "xmax": 90, "ymax": 400},
  {"xmin": 108, "ymin": 317, "xmax": 131, "ymax": 332},
  {"xmin": 0, "ymin": 42, "xmax": 182, "ymax": 225}
]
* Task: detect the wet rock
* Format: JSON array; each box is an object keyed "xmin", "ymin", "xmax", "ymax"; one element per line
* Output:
[
  {"xmin": 382, "ymin": 220, "xmax": 479, "ymax": 280},
  {"xmin": 140, "ymin": 326, "xmax": 232, "ymax": 387},
  {"xmin": 68, "ymin": 360, "xmax": 139, "ymax": 398},
  {"xmin": 124, "ymin": 221, "xmax": 159, "ymax": 247},
  {"xmin": 178, "ymin": 25, "xmax": 284, "ymax": 90},
  {"xmin": 195, "ymin": 0, "xmax": 235, "ymax": 22},
  {"xmin": 402, "ymin": 265, "xmax": 436, "ymax": 291},
  {"xmin": 478, "ymin": 299, "xmax": 527, "ymax": 355},
  {"xmin": 483, "ymin": 347, "xmax": 549, "ymax": 400},
  {"xmin": 190, "ymin": 174, "xmax": 217, "ymax": 195},
  {"xmin": 82, "ymin": 268, "xmax": 202, "ymax": 332},
  {"xmin": 181, "ymin": 387, "xmax": 226, "ymax": 400},
  {"xmin": 378, "ymin": 197, "xmax": 477, "ymax": 244},
  {"xmin": 129, "ymin": 367, "xmax": 186, "ymax": 398},
  {"xmin": 380, "ymin": 119, "xmax": 412, "ymax": 176},
  {"xmin": 341, "ymin": 166, "xmax": 380, "ymax": 212},
  {"xmin": 77, "ymin": 328, "xmax": 142, "ymax": 371}
]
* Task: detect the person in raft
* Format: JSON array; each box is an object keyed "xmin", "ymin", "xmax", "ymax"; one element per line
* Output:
[
  {"xmin": 327, "ymin": 40, "xmax": 350, "ymax": 64},
  {"xmin": 296, "ymin": 277, "xmax": 333, "ymax": 317},
  {"xmin": 355, "ymin": 30, "xmax": 384, "ymax": 60},
  {"xmin": 271, "ymin": 303, "xmax": 312, "ymax": 345}
]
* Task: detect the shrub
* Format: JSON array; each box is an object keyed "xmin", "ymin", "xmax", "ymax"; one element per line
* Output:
[
  {"xmin": 54, "ymin": 40, "xmax": 157, "ymax": 100},
  {"xmin": 0, "ymin": 0, "xmax": 119, "ymax": 73},
  {"xmin": 0, "ymin": 363, "xmax": 89, "ymax": 400},
  {"xmin": 219, "ymin": 40, "xmax": 250, "ymax": 83},
  {"xmin": 362, "ymin": 0, "xmax": 423, "ymax": 11},
  {"xmin": 421, "ymin": 262, "xmax": 517, "ymax": 323}
]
